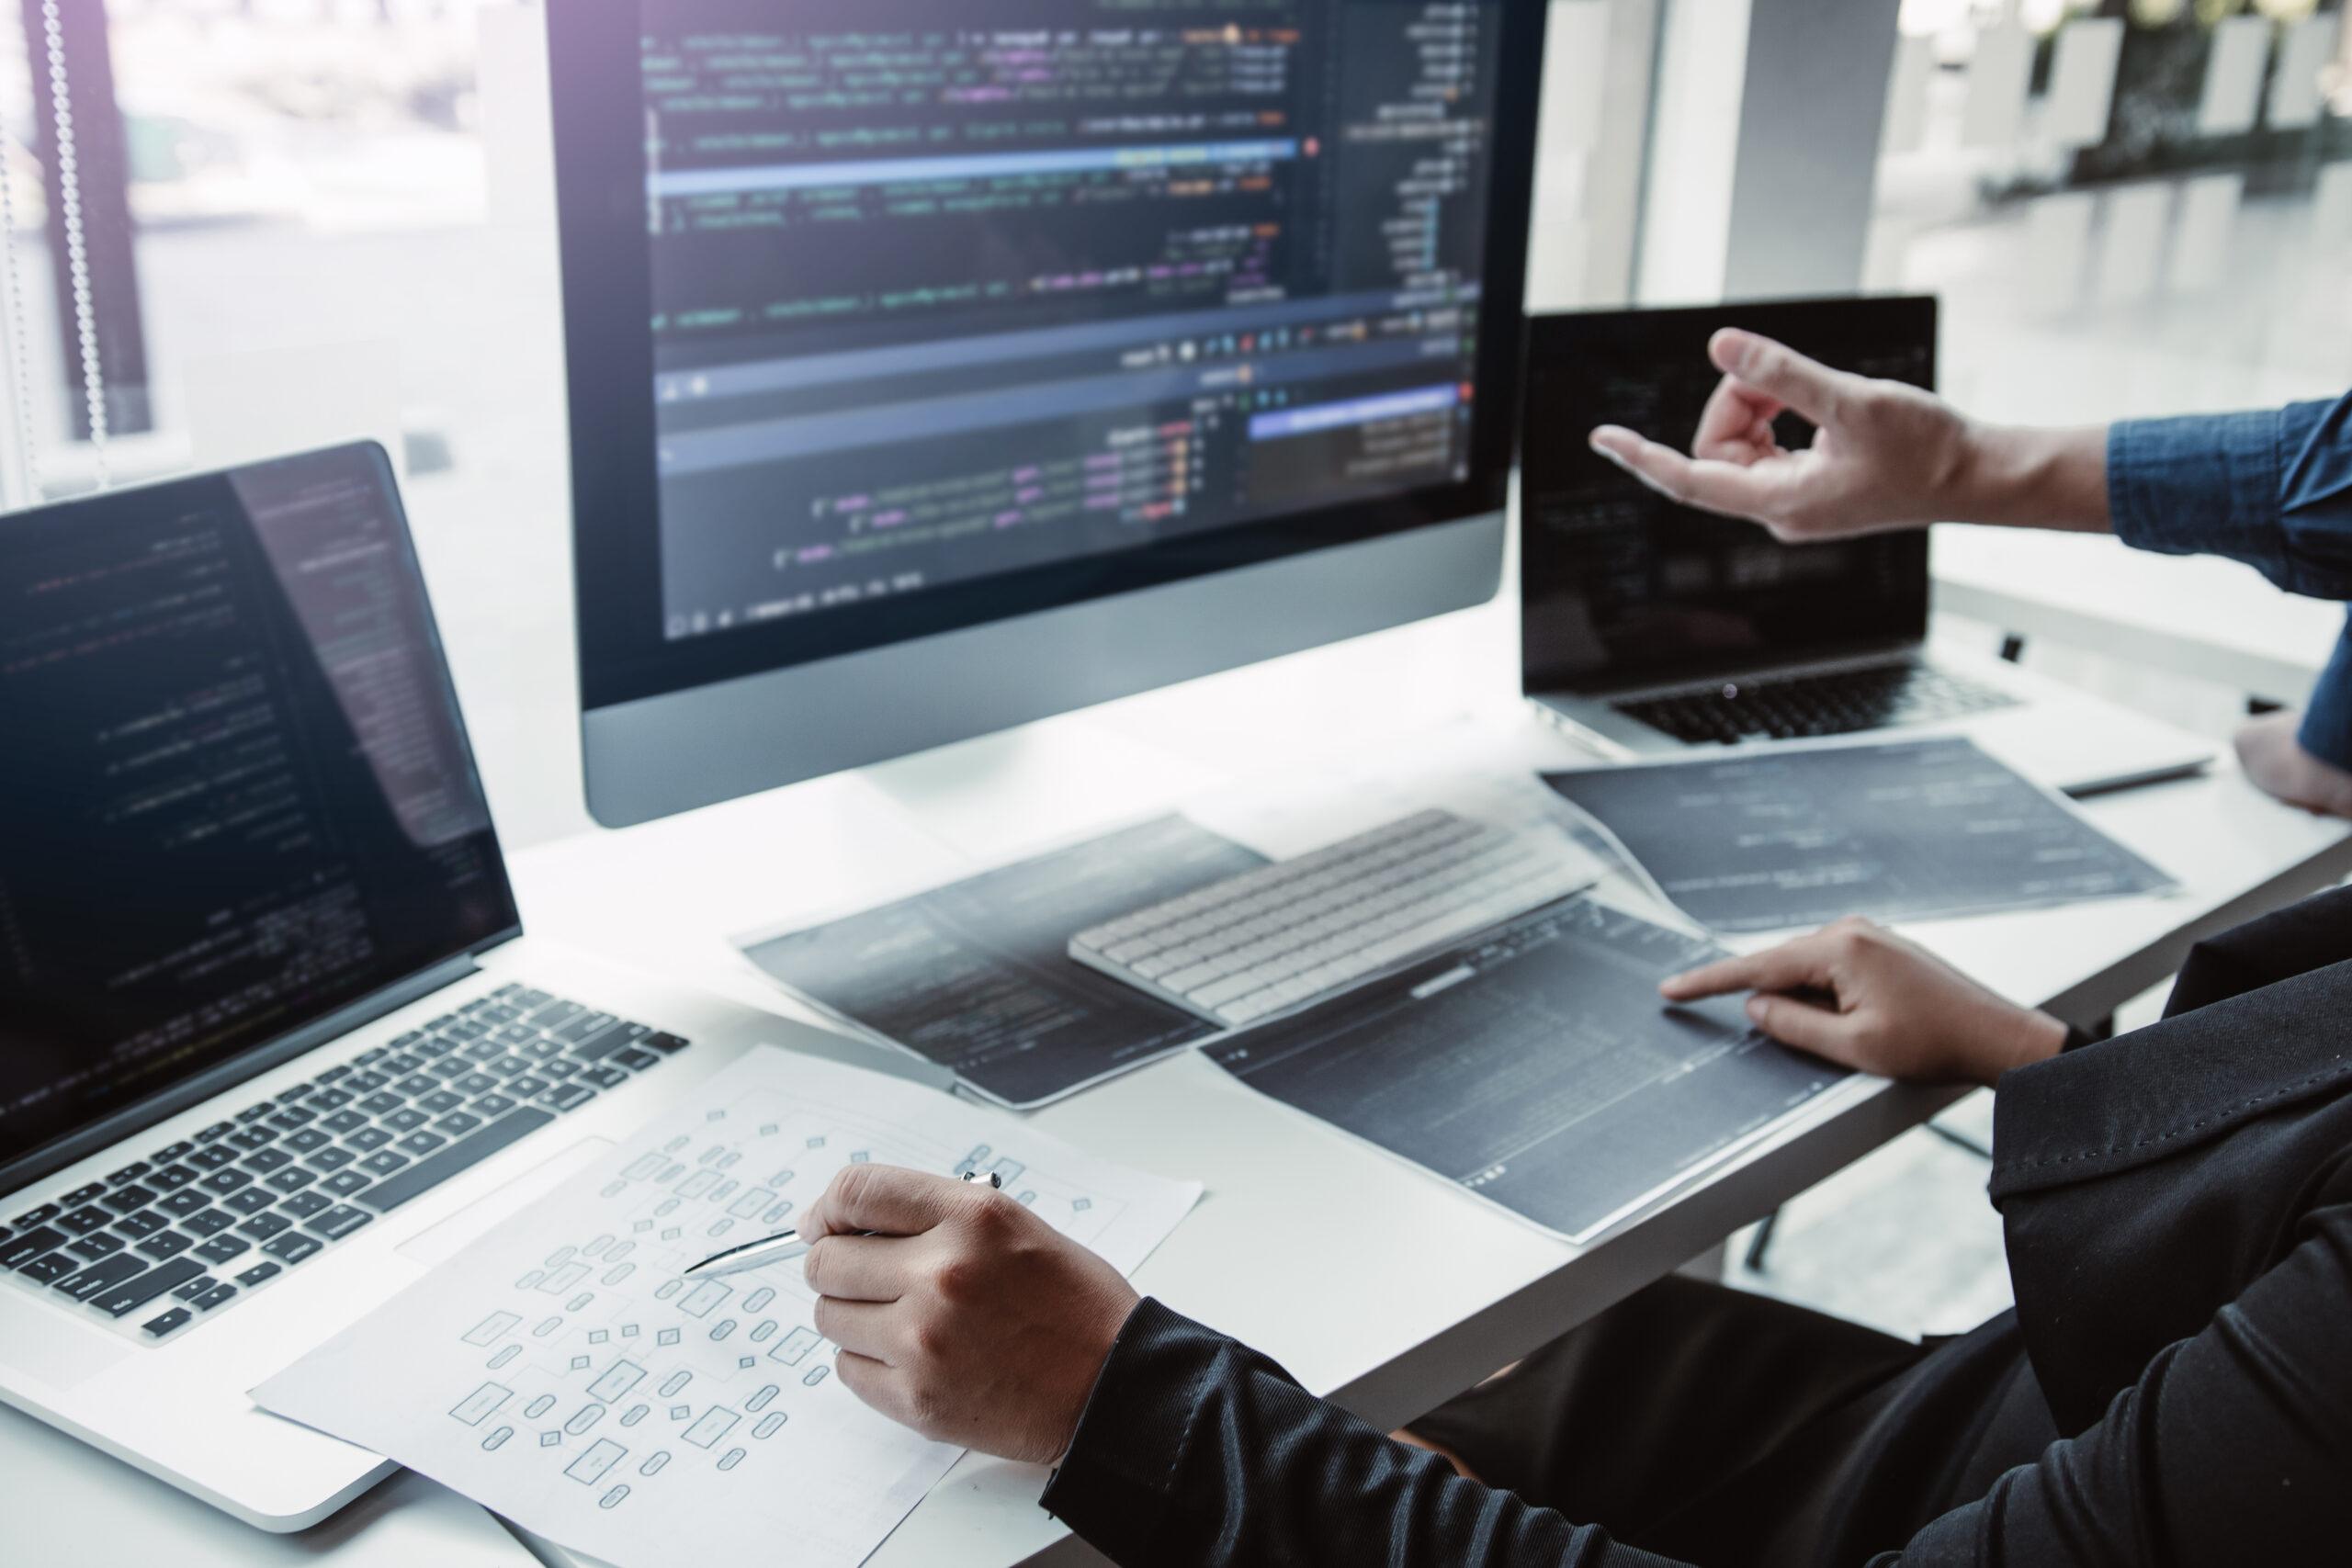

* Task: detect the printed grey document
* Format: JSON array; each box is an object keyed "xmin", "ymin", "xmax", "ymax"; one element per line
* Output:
[
  {"xmin": 1542, "ymin": 736, "xmax": 2177, "ymax": 934},
  {"xmin": 739, "ymin": 815, "xmax": 1266, "ymax": 1107},
  {"xmin": 1206, "ymin": 897, "xmax": 1849, "ymax": 1242}
]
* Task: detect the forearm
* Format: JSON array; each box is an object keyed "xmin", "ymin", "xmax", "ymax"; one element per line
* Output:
[
  {"xmin": 1044, "ymin": 1299, "xmax": 1684, "ymax": 1568},
  {"xmin": 1943, "ymin": 423, "xmax": 2113, "ymax": 534}
]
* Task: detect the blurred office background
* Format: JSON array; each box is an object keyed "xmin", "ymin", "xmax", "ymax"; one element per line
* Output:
[{"xmin": 0, "ymin": 0, "xmax": 2342, "ymax": 1334}]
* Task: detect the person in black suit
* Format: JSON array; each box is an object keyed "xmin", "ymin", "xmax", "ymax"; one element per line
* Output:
[{"xmin": 791, "ymin": 888, "xmax": 2350, "ymax": 1562}]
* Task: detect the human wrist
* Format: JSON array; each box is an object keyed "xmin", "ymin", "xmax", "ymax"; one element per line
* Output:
[
  {"xmin": 1942, "ymin": 423, "xmax": 2111, "ymax": 534},
  {"xmin": 1982, "ymin": 1008, "xmax": 2069, "ymax": 1086}
]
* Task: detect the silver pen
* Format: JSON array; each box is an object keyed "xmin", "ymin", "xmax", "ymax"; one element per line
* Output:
[{"xmin": 682, "ymin": 1168, "xmax": 1001, "ymax": 1279}]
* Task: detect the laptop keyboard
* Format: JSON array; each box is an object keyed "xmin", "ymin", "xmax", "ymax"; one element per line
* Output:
[
  {"xmin": 0, "ymin": 984, "xmax": 689, "ymax": 1344},
  {"xmin": 1614, "ymin": 663, "xmax": 2018, "ymax": 746}
]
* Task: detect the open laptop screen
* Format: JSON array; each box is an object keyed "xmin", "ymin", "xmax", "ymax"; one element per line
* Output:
[
  {"xmin": 1520, "ymin": 297, "xmax": 1936, "ymax": 695},
  {"xmin": 0, "ymin": 446, "xmax": 520, "ymax": 1180}
]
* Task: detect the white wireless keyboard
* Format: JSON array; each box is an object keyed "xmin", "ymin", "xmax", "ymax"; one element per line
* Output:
[{"xmin": 1069, "ymin": 809, "xmax": 1593, "ymax": 1028}]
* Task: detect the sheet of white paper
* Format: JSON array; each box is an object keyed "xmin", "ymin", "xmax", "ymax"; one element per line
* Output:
[
  {"xmin": 2042, "ymin": 17, "xmax": 2122, "ymax": 149},
  {"xmin": 2197, "ymin": 16, "xmax": 2267, "ymax": 137},
  {"xmin": 2267, "ymin": 15, "xmax": 2338, "ymax": 131},
  {"xmin": 2170, "ymin": 173, "xmax": 2243, "ymax": 294},
  {"xmin": 254, "ymin": 1050, "xmax": 1201, "ymax": 1568},
  {"xmin": 1961, "ymin": 24, "xmax": 2032, "ymax": 150}
]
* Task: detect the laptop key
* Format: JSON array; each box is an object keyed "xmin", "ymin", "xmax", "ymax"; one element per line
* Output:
[
  {"xmin": 10, "ymin": 1203, "xmax": 61, "ymax": 1229},
  {"xmin": 107, "ymin": 1161, "xmax": 153, "ymax": 1185},
  {"xmin": 279, "ymin": 1191, "xmax": 332, "ymax": 1220},
  {"xmin": 263, "ymin": 1233, "xmax": 322, "ymax": 1266},
  {"xmin": 243, "ymin": 1148, "xmax": 293, "ymax": 1175},
  {"xmin": 419, "ymin": 1089, "xmax": 465, "ymax": 1115},
  {"xmin": 236, "ymin": 1261, "xmax": 283, "ymax": 1288},
  {"xmin": 196, "ymin": 1235, "xmax": 250, "ymax": 1266},
  {"xmin": 345, "ymin": 1069, "xmax": 390, "ymax": 1092},
  {"xmin": 227, "ymin": 1126, "xmax": 274, "ymax": 1152},
  {"xmin": 394, "ymin": 1075, "xmax": 438, "ymax": 1099},
  {"xmin": 157, "ymin": 1189, "xmax": 209, "ymax": 1218},
  {"xmin": 645, "ymin": 1032, "xmax": 691, "ymax": 1055},
  {"xmin": 194, "ymin": 1122, "xmax": 235, "ymax": 1144},
  {"xmin": 63, "ymin": 1183, "xmax": 106, "ymax": 1205},
  {"xmin": 173, "ymin": 1275, "xmax": 217, "ymax": 1301},
  {"xmin": 321, "ymin": 1110, "xmax": 369, "ymax": 1135},
  {"xmin": 152, "ymin": 1140, "xmax": 195, "ymax": 1162},
  {"xmin": 53, "ymin": 1254, "xmax": 147, "ymax": 1300},
  {"xmin": 309, "ymin": 1146, "xmax": 356, "ymax": 1172},
  {"xmin": 198, "ymin": 1168, "xmax": 253, "ymax": 1197},
  {"xmin": 346, "ymin": 1127, "xmax": 395, "ymax": 1153},
  {"xmin": 509, "ymin": 1075, "xmax": 553, "ymax": 1098},
  {"xmin": 397, "ymin": 1132, "xmax": 448, "ymax": 1157},
  {"xmin": 149, "ymin": 1164, "xmax": 198, "ymax": 1190},
  {"xmin": 578, "ymin": 1064, "xmax": 629, "ymax": 1091},
  {"xmin": 322, "ymin": 1170, "xmax": 371, "ymax": 1198},
  {"xmin": 20, "ymin": 1252, "xmax": 78, "ymax": 1285},
  {"xmin": 382, "ymin": 1109, "xmax": 429, "ymax": 1134},
  {"xmin": 66, "ymin": 1233, "xmax": 125, "ymax": 1260},
  {"xmin": 613, "ymin": 1046, "xmax": 661, "ymax": 1072},
  {"xmin": 134, "ymin": 1232, "xmax": 193, "ymax": 1261},
  {"xmin": 470, "ymin": 1093, "xmax": 518, "ymax": 1117},
  {"xmin": 187, "ymin": 1145, "xmax": 237, "ymax": 1171},
  {"xmin": 357, "ymin": 1107, "xmax": 557, "ymax": 1213},
  {"xmin": 95, "ymin": 1258, "xmax": 206, "ymax": 1317},
  {"xmin": 184, "ymin": 1209, "xmax": 237, "ymax": 1237},
  {"xmin": 223, "ymin": 1188, "xmax": 277, "ymax": 1216},
  {"xmin": 306, "ymin": 1206, "xmax": 373, "ymax": 1241},
  {"xmin": 358, "ymin": 1151, "xmax": 410, "ymax": 1177},
  {"xmin": 238, "ymin": 1214, "xmax": 292, "ymax": 1242},
  {"xmin": 265, "ymin": 1167, "xmax": 317, "ymax": 1193},
  {"xmin": 266, "ymin": 1108, "xmax": 315, "ymax": 1132},
  {"xmin": 306, "ymin": 1087, "xmax": 354, "ymax": 1111},
  {"xmin": 537, "ymin": 1084, "xmax": 595, "ymax": 1113},
  {"xmin": 58, "ymin": 1206, "xmax": 112, "ymax": 1235},
  {"xmin": 193, "ymin": 1283, "xmax": 238, "ymax": 1312},
  {"xmin": 356, "ymin": 1092, "xmax": 403, "ymax": 1117},
  {"xmin": 102, "ymin": 1184, "xmax": 158, "ymax": 1214},
  {"xmin": 114, "ymin": 1210, "xmax": 170, "ymax": 1239},
  {"xmin": 141, "ymin": 1308, "xmax": 194, "ymax": 1338},
  {"xmin": 283, "ymin": 1128, "xmax": 331, "ymax": 1154},
  {"xmin": 233, "ymin": 1101, "xmax": 275, "ymax": 1124}
]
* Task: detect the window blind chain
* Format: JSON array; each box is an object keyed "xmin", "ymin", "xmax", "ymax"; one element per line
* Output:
[
  {"xmin": 40, "ymin": 0, "xmax": 107, "ymax": 484},
  {"xmin": 0, "ymin": 120, "xmax": 44, "ymax": 506}
]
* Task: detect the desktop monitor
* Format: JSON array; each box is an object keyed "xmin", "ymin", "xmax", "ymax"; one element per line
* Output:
[{"xmin": 548, "ymin": 1, "xmax": 1550, "ymax": 826}]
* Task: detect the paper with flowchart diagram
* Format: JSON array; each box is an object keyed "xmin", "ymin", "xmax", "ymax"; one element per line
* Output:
[{"xmin": 255, "ymin": 1048, "xmax": 1200, "ymax": 1568}]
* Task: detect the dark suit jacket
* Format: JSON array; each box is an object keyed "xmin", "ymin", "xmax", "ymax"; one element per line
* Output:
[{"xmin": 1040, "ymin": 887, "xmax": 2352, "ymax": 1564}]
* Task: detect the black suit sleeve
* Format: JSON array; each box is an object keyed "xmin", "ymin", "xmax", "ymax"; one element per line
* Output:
[
  {"xmin": 1046, "ymin": 1235, "xmax": 2352, "ymax": 1568},
  {"xmin": 1040, "ymin": 1297, "xmax": 1686, "ymax": 1568}
]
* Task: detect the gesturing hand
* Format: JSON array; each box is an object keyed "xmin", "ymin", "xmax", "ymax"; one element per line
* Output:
[
  {"xmin": 1588, "ymin": 328, "xmax": 1977, "ymax": 542},
  {"xmin": 1659, "ymin": 917, "xmax": 2068, "ymax": 1089},
  {"xmin": 799, "ymin": 1164, "xmax": 1139, "ymax": 1465}
]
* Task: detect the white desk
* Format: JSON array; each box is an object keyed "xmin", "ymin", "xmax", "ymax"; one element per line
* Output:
[
  {"xmin": 17, "ymin": 623, "xmax": 2351, "ymax": 1568},
  {"xmin": 1933, "ymin": 527, "xmax": 2344, "ymax": 705}
]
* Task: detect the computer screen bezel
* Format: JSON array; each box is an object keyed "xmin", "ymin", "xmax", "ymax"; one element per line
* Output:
[
  {"xmin": 0, "ymin": 443, "xmax": 524, "ymax": 1198},
  {"xmin": 1519, "ymin": 294, "xmax": 1939, "ymax": 697},
  {"xmin": 548, "ymin": 0, "xmax": 1551, "ymax": 716}
]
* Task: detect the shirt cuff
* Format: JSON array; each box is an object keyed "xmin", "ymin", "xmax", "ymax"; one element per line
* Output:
[
  {"xmin": 2296, "ymin": 614, "xmax": 2352, "ymax": 773},
  {"xmin": 2107, "ymin": 409, "xmax": 2285, "ymax": 582},
  {"xmin": 1039, "ymin": 1297, "xmax": 1222, "ymax": 1554}
]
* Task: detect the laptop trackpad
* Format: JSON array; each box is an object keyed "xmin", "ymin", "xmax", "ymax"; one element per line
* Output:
[{"xmin": 396, "ymin": 1136, "xmax": 612, "ymax": 1268}]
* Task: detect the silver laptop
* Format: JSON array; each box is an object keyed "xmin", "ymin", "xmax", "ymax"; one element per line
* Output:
[
  {"xmin": 1520, "ymin": 298, "xmax": 2211, "ymax": 797},
  {"xmin": 0, "ymin": 445, "xmax": 901, "ymax": 1529}
]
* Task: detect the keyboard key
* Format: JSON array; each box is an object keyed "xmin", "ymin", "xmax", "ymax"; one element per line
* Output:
[
  {"xmin": 356, "ymin": 1092, "xmax": 403, "ymax": 1117},
  {"xmin": 284, "ymin": 1128, "xmax": 332, "ymax": 1154},
  {"xmin": 187, "ymin": 1145, "xmax": 237, "ymax": 1171},
  {"xmin": 276, "ymin": 1081, "xmax": 313, "ymax": 1102},
  {"xmin": 419, "ymin": 1089, "xmax": 465, "ymax": 1115},
  {"xmin": 346, "ymin": 1127, "xmax": 395, "ymax": 1153},
  {"xmin": 382, "ymin": 1051, "xmax": 425, "ymax": 1075},
  {"xmin": 266, "ymin": 1108, "xmax": 316, "ymax": 1132},
  {"xmin": 5, "ymin": 1222, "xmax": 69, "ymax": 1269},
  {"xmin": 452, "ymin": 1072, "xmax": 500, "ymax": 1097},
  {"xmin": 183, "ymin": 1208, "xmax": 237, "ymax": 1237},
  {"xmin": 53, "ymin": 1254, "xmax": 148, "ymax": 1301},
  {"xmin": 488, "ymin": 1055, "xmax": 532, "ymax": 1078},
  {"xmin": 322, "ymin": 1110, "xmax": 369, "ymax": 1135},
  {"xmin": 263, "ymin": 1233, "xmax": 322, "ymax": 1266},
  {"xmin": 568, "ymin": 1020, "xmax": 648, "ymax": 1063},
  {"xmin": 156, "ymin": 1189, "xmax": 209, "ymax": 1219},
  {"xmin": 94, "ymin": 1258, "xmax": 206, "ymax": 1317},
  {"xmin": 309, "ymin": 1146, "xmax": 356, "ymax": 1172},
  {"xmin": 173, "ymin": 1274, "xmax": 217, "ymax": 1301},
  {"xmin": 9, "ymin": 1202, "xmax": 61, "ymax": 1229},
  {"xmin": 62, "ymin": 1183, "xmax": 106, "ymax": 1205},
  {"xmin": 345, "ymin": 1069, "xmax": 390, "ymax": 1091},
  {"xmin": 314, "ymin": 1064, "xmax": 353, "ymax": 1087},
  {"xmin": 134, "ymin": 1231, "xmax": 193, "ymax": 1261},
  {"xmin": 424, "ymin": 1055, "xmax": 470, "ymax": 1081},
  {"xmin": 357, "ymin": 1108, "xmax": 556, "ymax": 1213},
  {"xmin": 233, "ymin": 1101, "xmax": 275, "ymax": 1124},
  {"xmin": 107, "ymin": 1160, "xmax": 153, "ymax": 1184},
  {"xmin": 306, "ymin": 1206, "xmax": 373, "ymax": 1241},
  {"xmin": 115, "ymin": 1210, "xmax": 170, "ymax": 1239},
  {"xmin": 66, "ymin": 1233, "xmax": 125, "ymax": 1260},
  {"xmin": 397, "ymin": 1132, "xmax": 448, "ymax": 1157},
  {"xmin": 243, "ymin": 1148, "xmax": 293, "ymax": 1175},
  {"xmin": 537, "ymin": 1084, "xmax": 595, "ymax": 1113},
  {"xmin": 223, "ymin": 1188, "xmax": 277, "ymax": 1216},
  {"xmin": 57, "ymin": 1205, "xmax": 112, "ymax": 1235},
  {"xmin": 196, "ymin": 1235, "xmax": 251, "ymax": 1266},
  {"xmin": 280, "ymin": 1191, "xmax": 333, "ymax": 1220},
  {"xmin": 394, "ymin": 1075, "xmax": 438, "ymax": 1099},
  {"xmin": 141, "ymin": 1308, "xmax": 193, "ymax": 1338},
  {"xmin": 236, "ymin": 1261, "xmax": 283, "ymax": 1288},
  {"xmin": 102, "ymin": 1184, "xmax": 159, "ymax": 1214},
  {"xmin": 509, "ymin": 1074, "xmax": 554, "ymax": 1098},
  {"xmin": 322, "ymin": 1170, "xmax": 372, "ymax": 1198},
  {"xmin": 193, "ymin": 1122, "xmax": 235, "ymax": 1144},
  {"xmin": 382, "ymin": 1109, "xmax": 429, "ymax": 1134},
  {"xmin": 227, "ymin": 1126, "xmax": 274, "ymax": 1152},
  {"xmin": 266, "ymin": 1167, "xmax": 318, "ymax": 1193},
  {"xmin": 644, "ymin": 1032, "xmax": 691, "ymax": 1055},
  {"xmin": 20, "ymin": 1251, "xmax": 78, "ymax": 1285},
  {"xmin": 149, "ymin": 1164, "xmax": 198, "ymax": 1190},
  {"xmin": 470, "ymin": 1092, "xmax": 518, "ymax": 1117},
  {"xmin": 613, "ymin": 1045, "xmax": 661, "ymax": 1072},
  {"xmin": 192, "ymin": 1283, "xmax": 238, "ymax": 1312},
  {"xmin": 306, "ymin": 1087, "xmax": 354, "ymax": 1111},
  {"xmin": 578, "ymin": 1064, "xmax": 629, "ymax": 1090},
  {"xmin": 238, "ymin": 1214, "xmax": 292, "ymax": 1242},
  {"xmin": 358, "ymin": 1151, "xmax": 410, "ymax": 1177},
  {"xmin": 199, "ymin": 1168, "xmax": 253, "ymax": 1197}
]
